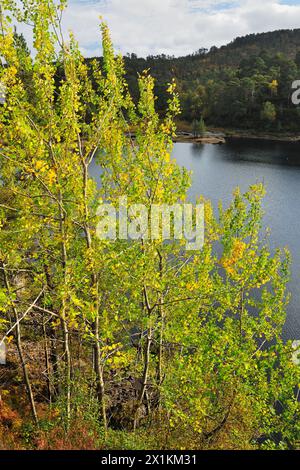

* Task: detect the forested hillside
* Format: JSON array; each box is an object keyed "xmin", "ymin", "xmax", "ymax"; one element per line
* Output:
[{"xmin": 89, "ymin": 29, "xmax": 300, "ymax": 132}]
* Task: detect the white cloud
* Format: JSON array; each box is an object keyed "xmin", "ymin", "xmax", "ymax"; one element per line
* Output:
[{"xmin": 15, "ymin": 0, "xmax": 300, "ymax": 57}]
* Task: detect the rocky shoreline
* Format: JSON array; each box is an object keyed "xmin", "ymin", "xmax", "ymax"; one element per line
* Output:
[
  {"xmin": 173, "ymin": 132, "xmax": 226, "ymax": 145},
  {"xmin": 224, "ymin": 131, "xmax": 300, "ymax": 143},
  {"xmin": 174, "ymin": 129, "xmax": 300, "ymax": 145},
  {"xmin": 130, "ymin": 129, "xmax": 300, "ymax": 145}
]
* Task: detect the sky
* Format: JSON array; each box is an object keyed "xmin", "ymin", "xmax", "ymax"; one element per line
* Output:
[{"xmin": 18, "ymin": 0, "xmax": 300, "ymax": 57}]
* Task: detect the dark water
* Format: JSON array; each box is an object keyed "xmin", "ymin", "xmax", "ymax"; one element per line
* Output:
[{"xmin": 173, "ymin": 139, "xmax": 300, "ymax": 340}]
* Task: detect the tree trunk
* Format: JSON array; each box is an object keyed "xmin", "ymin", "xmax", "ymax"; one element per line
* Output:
[
  {"xmin": 156, "ymin": 250, "xmax": 165, "ymax": 410},
  {"xmin": 134, "ymin": 326, "xmax": 152, "ymax": 430},
  {"xmin": 42, "ymin": 317, "xmax": 52, "ymax": 403},
  {"xmin": 1, "ymin": 263, "xmax": 39, "ymax": 425},
  {"xmin": 82, "ymin": 159, "xmax": 107, "ymax": 434},
  {"xmin": 61, "ymin": 316, "xmax": 71, "ymax": 423},
  {"xmin": 93, "ymin": 316, "xmax": 107, "ymax": 434}
]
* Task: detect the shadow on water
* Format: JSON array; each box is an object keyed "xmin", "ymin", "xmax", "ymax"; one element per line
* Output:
[
  {"xmin": 225, "ymin": 138, "xmax": 300, "ymax": 167},
  {"xmin": 189, "ymin": 139, "xmax": 300, "ymax": 167}
]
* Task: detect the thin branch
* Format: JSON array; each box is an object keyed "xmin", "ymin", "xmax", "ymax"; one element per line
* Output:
[{"xmin": 0, "ymin": 288, "xmax": 45, "ymax": 347}]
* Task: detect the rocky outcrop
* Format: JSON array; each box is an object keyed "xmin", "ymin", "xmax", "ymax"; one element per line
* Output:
[{"xmin": 174, "ymin": 133, "xmax": 226, "ymax": 144}]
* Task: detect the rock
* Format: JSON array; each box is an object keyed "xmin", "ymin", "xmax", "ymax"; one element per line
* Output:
[
  {"xmin": 173, "ymin": 135, "xmax": 226, "ymax": 144},
  {"xmin": 195, "ymin": 136, "xmax": 226, "ymax": 144},
  {"xmin": 0, "ymin": 343, "xmax": 6, "ymax": 365}
]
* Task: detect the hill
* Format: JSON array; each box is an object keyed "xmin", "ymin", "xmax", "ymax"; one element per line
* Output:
[
  {"xmin": 207, "ymin": 29, "xmax": 300, "ymax": 65},
  {"xmin": 89, "ymin": 29, "xmax": 300, "ymax": 132}
]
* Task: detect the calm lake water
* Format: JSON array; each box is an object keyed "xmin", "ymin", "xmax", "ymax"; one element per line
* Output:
[
  {"xmin": 173, "ymin": 139, "xmax": 300, "ymax": 341},
  {"xmin": 90, "ymin": 139, "xmax": 300, "ymax": 340}
]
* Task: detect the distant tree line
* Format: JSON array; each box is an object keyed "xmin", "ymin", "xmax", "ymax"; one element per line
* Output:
[
  {"xmin": 14, "ymin": 27, "xmax": 300, "ymax": 132},
  {"xmin": 97, "ymin": 29, "xmax": 300, "ymax": 132}
]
